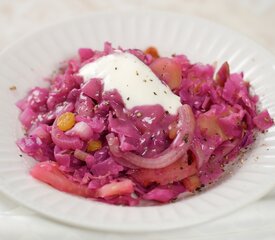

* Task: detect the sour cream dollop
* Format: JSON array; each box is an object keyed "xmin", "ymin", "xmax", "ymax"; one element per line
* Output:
[{"xmin": 78, "ymin": 52, "xmax": 182, "ymax": 114}]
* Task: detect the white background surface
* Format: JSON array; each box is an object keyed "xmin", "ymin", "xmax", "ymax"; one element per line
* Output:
[{"xmin": 0, "ymin": 0, "xmax": 275, "ymax": 239}]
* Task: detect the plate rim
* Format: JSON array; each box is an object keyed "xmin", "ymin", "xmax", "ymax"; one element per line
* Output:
[{"xmin": 0, "ymin": 9, "xmax": 275, "ymax": 232}]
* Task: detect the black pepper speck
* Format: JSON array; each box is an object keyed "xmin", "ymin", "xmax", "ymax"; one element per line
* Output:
[{"xmin": 183, "ymin": 134, "xmax": 189, "ymax": 143}]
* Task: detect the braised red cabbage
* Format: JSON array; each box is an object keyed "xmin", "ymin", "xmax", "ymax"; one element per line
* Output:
[{"xmin": 16, "ymin": 43, "xmax": 273, "ymax": 206}]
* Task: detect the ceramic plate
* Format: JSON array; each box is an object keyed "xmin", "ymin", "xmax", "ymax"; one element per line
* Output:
[{"xmin": 0, "ymin": 10, "xmax": 275, "ymax": 232}]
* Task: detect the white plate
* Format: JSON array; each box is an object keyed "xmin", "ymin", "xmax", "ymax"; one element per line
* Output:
[{"xmin": 0, "ymin": 10, "xmax": 275, "ymax": 232}]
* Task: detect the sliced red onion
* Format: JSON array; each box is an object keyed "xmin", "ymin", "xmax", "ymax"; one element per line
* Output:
[
  {"xmin": 112, "ymin": 155, "xmax": 139, "ymax": 169},
  {"xmin": 65, "ymin": 121, "xmax": 93, "ymax": 141},
  {"xmin": 51, "ymin": 121, "xmax": 83, "ymax": 150},
  {"xmin": 107, "ymin": 104, "xmax": 195, "ymax": 169}
]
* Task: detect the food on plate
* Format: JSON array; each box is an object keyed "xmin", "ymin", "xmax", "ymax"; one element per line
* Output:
[{"xmin": 16, "ymin": 43, "xmax": 273, "ymax": 206}]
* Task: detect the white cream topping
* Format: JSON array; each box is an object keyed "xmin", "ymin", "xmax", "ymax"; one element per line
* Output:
[{"xmin": 78, "ymin": 52, "xmax": 182, "ymax": 114}]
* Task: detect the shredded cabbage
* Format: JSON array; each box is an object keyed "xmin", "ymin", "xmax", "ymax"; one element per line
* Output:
[{"xmin": 16, "ymin": 42, "xmax": 273, "ymax": 206}]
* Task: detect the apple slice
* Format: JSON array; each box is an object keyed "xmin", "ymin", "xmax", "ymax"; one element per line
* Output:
[
  {"xmin": 149, "ymin": 57, "xmax": 182, "ymax": 90},
  {"xmin": 95, "ymin": 180, "xmax": 134, "ymax": 198},
  {"xmin": 30, "ymin": 161, "xmax": 94, "ymax": 197},
  {"xmin": 131, "ymin": 156, "xmax": 197, "ymax": 187}
]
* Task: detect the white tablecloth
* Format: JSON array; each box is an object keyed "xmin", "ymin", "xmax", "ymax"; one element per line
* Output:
[{"xmin": 1, "ymin": 0, "xmax": 275, "ymax": 239}]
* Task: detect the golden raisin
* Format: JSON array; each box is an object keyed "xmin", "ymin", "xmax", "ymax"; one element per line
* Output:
[
  {"xmin": 168, "ymin": 122, "xmax": 178, "ymax": 140},
  {"xmin": 87, "ymin": 140, "xmax": 102, "ymax": 152},
  {"xmin": 144, "ymin": 46, "xmax": 160, "ymax": 58},
  {"xmin": 56, "ymin": 112, "xmax": 75, "ymax": 131}
]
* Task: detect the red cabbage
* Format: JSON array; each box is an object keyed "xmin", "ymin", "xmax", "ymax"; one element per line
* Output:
[
  {"xmin": 107, "ymin": 105, "xmax": 195, "ymax": 169},
  {"xmin": 19, "ymin": 107, "xmax": 38, "ymax": 130},
  {"xmin": 17, "ymin": 136, "xmax": 54, "ymax": 162},
  {"xmin": 54, "ymin": 145, "xmax": 71, "ymax": 167},
  {"xmin": 90, "ymin": 157, "xmax": 124, "ymax": 176},
  {"xmin": 75, "ymin": 93, "xmax": 94, "ymax": 117},
  {"xmin": 81, "ymin": 78, "xmax": 102, "ymax": 102},
  {"xmin": 78, "ymin": 48, "xmax": 95, "ymax": 62},
  {"xmin": 143, "ymin": 184, "xmax": 185, "ymax": 203},
  {"xmin": 16, "ymin": 42, "xmax": 273, "ymax": 206},
  {"xmin": 253, "ymin": 110, "xmax": 274, "ymax": 131}
]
